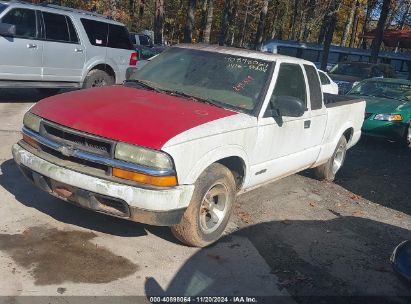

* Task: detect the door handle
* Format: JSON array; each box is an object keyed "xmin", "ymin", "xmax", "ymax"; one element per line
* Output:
[
  {"xmin": 304, "ymin": 120, "xmax": 311, "ymax": 129},
  {"xmin": 27, "ymin": 43, "xmax": 37, "ymax": 49},
  {"xmin": 74, "ymin": 48, "xmax": 83, "ymax": 53}
]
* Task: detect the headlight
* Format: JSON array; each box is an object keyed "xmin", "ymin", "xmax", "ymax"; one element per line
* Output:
[
  {"xmin": 373, "ymin": 114, "xmax": 403, "ymax": 122},
  {"xmin": 23, "ymin": 112, "xmax": 41, "ymax": 132},
  {"xmin": 115, "ymin": 142, "xmax": 173, "ymax": 170}
]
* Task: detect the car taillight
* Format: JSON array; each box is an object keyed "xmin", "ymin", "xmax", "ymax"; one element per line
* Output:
[{"xmin": 129, "ymin": 52, "xmax": 138, "ymax": 66}]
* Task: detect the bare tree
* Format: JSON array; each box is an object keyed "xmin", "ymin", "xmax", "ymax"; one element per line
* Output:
[
  {"xmin": 184, "ymin": 0, "xmax": 197, "ymax": 43},
  {"xmin": 360, "ymin": 0, "xmax": 378, "ymax": 48},
  {"xmin": 154, "ymin": 0, "xmax": 164, "ymax": 44},
  {"xmin": 321, "ymin": 0, "xmax": 341, "ymax": 70},
  {"xmin": 340, "ymin": 0, "xmax": 357, "ymax": 47},
  {"xmin": 255, "ymin": 0, "xmax": 269, "ymax": 50},
  {"xmin": 219, "ymin": 0, "xmax": 235, "ymax": 45},
  {"xmin": 370, "ymin": 0, "xmax": 391, "ymax": 63},
  {"xmin": 239, "ymin": 0, "xmax": 251, "ymax": 46},
  {"xmin": 349, "ymin": 0, "xmax": 360, "ymax": 48},
  {"xmin": 203, "ymin": 0, "xmax": 214, "ymax": 43}
]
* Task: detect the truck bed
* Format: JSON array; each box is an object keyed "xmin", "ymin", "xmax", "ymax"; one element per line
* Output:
[{"xmin": 324, "ymin": 93, "xmax": 363, "ymax": 108}]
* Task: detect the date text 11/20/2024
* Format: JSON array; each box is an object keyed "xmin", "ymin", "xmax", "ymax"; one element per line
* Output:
[{"xmin": 149, "ymin": 296, "xmax": 258, "ymax": 303}]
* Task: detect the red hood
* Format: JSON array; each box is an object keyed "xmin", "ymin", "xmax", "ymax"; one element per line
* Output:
[{"xmin": 31, "ymin": 86, "xmax": 237, "ymax": 150}]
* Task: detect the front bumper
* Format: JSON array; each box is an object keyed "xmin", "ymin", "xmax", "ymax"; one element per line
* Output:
[
  {"xmin": 362, "ymin": 119, "xmax": 408, "ymax": 142},
  {"xmin": 12, "ymin": 144, "xmax": 194, "ymax": 226}
]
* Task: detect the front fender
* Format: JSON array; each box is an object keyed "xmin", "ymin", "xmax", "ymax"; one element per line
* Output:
[{"xmin": 182, "ymin": 145, "xmax": 249, "ymax": 187}]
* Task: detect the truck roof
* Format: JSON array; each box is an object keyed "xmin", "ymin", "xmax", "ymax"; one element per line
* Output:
[
  {"xmin": 175, "ymin": 43, "xmax": 316, "ymax": 65},
  {"xmin": 0, "ymin": 0, "xmax": 124, "ymax": 26}
]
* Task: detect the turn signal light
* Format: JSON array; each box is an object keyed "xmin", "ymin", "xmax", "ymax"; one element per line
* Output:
[
  {"xmin": 112, "ymin": 168, "xmax": 177, "ymax": 187},
  {"xmin": 22, "ymin": 133, "xmax": 40, "ymax": 149}
]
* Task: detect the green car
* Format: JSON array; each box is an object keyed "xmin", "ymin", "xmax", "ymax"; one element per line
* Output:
[{"xmin": 348, "ymin": 78, "xmax": 411, "ymax": 147}]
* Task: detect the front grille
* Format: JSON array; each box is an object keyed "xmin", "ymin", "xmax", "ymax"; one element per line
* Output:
[
  {"xmin": 41, "ymin": 145, "xmax": 109, "ymax": 173},
  {"xmin": 364, "ymin": 113, "xmax": 373, "ymax": 120},
  {"xmin": 41, "ymin": 122, "xmax": 113, "ymax": 157}
]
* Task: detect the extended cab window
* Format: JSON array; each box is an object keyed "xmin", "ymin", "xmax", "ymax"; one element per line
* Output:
[
  {"xmin": 1, "ymin": 8, "xmax": 36, "ymax": 38},
  {"xmin": 107, "ymin": 24, "xmax": 133, "ymax": 50},
  {"xmin": 43, "ymin": 12, "xmax": 74, "ymax": 43},
  {"xmin": 268, "ymin": 63, "xmax": 307, "ymax": 113},
  {"xmin": 81, "ymin": 18, "xmax": 108, "ymax": 47},
  {"xmin": 304, "ymin": 65, "xmax": 323, "ymax": 110}
]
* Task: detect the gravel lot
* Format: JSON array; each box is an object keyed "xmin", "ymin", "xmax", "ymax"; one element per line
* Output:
[{"xmin": 0, "ymin": 88, "xmax": 410, "ymax": 303}]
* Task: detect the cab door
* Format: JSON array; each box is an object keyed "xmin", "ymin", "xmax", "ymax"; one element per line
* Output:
[
  {"xmin": 0, "ymin": 8, "xmax": 43, "ymax": 81},
  {"xmin": 249, "ymin": 62, "xmax": 314, "ymax": 187}
]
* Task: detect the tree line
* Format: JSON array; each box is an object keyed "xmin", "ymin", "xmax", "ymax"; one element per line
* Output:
[{"xmin": 35, "ymin": 0, "xmax": 410, "ymax": 68}]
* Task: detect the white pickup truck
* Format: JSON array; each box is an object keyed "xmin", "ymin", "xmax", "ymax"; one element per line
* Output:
[{"xmin": 13, "ymin": 44, "xmax": 365, "ymax": 247}]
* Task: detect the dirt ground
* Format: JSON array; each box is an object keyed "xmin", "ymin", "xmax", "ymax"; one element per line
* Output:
[{"xmin": 0, "ymin": 88, "xmax": 410, "ymax": 303}]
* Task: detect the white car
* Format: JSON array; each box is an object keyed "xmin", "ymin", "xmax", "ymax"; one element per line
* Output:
[{"xmin": 319, "ymin": 70, "xmax": 339, "ymax": 94}]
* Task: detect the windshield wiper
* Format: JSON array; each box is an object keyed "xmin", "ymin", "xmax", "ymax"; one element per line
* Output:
[
  {"xmin": 125, "ymin": 79, "xmax": 163, "ymax": 93},
  {"xmin": 160, "ymin": 89, "xmax": 227, "ymax": 109}
]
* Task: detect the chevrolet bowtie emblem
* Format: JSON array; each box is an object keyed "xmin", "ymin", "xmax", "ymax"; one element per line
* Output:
[{"xmin": 58, "ymin": 145, "xmax": 74, "ymax": 157}]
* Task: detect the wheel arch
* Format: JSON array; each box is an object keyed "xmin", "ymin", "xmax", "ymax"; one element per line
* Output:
[{"xmin": 183, "ymin": 146, "xmax": 249, "ymax": 191}]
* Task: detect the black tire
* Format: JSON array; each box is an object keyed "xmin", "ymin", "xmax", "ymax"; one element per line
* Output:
[
  {"xmin": 82, "ymin": 69, "xmax": 114, "ymax": 89},
  {"xmin": 36, "ymin": 88, "xmax": 61, "ymax": 97},
  {"xmin": 401, "ymin": 124, "xmax": 411, "ymax": 148},
  {"xmin": 171, "ymin": 163, "xmax": 236, "ymax": 247},
  {"xmin": 314, "ymin": 136, "xmax": 347, "ymax": 181}
]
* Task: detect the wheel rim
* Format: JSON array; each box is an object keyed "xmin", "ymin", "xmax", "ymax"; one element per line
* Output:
[
  {"xmin": 92, "ymin": 78, "xmax": 106, "ymax": 87},
  {"xmin": 332, "ymin": 144, "xmax": 346, "ymax": 174},
  {"xmin": 199, "ymin": 183, "xmax": 229, "ymax": 234}
]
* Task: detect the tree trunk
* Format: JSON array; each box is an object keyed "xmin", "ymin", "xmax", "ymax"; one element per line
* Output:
[
  {"xmin": 184, "ymin": 0, "xmax": 197, "ymax": 43},
  {"xmin": 302, "ymin": 0, "xmax": 316, "ymax": 41},
  {"xmin": 321, "ymin": 0, "xmax": 341, "ymax": 70},
  {"xmin": 289, "ymin": 0, "xmax": 300, "ymax": 40},
  {"xmin": 270, "ymin": 2, "xmax": 279, "ymax": 39},
  {"xmin": 340, "ymin": 0, "xmax": 356, "ymax": 47},
  {"xmin": 318, "ymin": 14, "xmax": 329, "ymax": 44},
  {"xmin": 349, "ymin": 1, "xmax": 360, "ymax": 48},
  {"xmin": 360, "ymin": 0, "xmax": 377, "ymax": 49},
  {"xmin": 154, "ymin": 0, "xmax": 164, "ymax": 45},
  {"xmin": 219, "ymin": 0, "xmax": 234, "ymax": 45},
  {"xmin": 370, "ymin": 0, "xmax": 391, "ymax": 63},
  {"xmin": 203, "ymin": 0, "xmax": 214, "ymax": 43},
  {"xmin": 239, "ymin": 0, "xmax": 251, "ymax": 46},
  {"xmin": 255, "ymin": 0, "xmax": 269, "ymax": 50}
]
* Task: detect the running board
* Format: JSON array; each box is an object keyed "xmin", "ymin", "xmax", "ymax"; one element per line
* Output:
[{"xmin": 0, "ymin": 81, "xmax": 81, "ymax": 89}]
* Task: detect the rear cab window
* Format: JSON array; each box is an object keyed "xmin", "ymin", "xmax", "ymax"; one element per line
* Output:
[
  {"xmin": 319, "ymin": 71, "xmax": 331, "ymax": 85},
  {"xmin": 1, "ymin": 8, "xmax": 37, "ymax": 39},
  {"xmin": 42, "ymin": 12, "xmax": 78, "ymax": 43}
]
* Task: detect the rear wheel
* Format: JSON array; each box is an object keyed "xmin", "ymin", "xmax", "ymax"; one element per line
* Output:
[
  {"xmin": 171, "ymin": 163, "xmax": 236, "ymax": 247},
  {"xmin": 314, "ymin": 136, "xmax": 347, "ymax": 181},
  {"xmin": 82, "ymin": 69, "xmax": 114, "ymax": 89}
]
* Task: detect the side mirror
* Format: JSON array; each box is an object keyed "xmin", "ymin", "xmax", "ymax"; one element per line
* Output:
[
  {"xmin": 275, "ymin": 95, "xmax": 305, "ymax": 117},
  {"xmin": 0, "ymin": 23, "xmax": 16, "ymax": 36}
]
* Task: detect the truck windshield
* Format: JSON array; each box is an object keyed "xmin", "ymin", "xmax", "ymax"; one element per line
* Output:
[
  {"xmin": 0, "ymin": 4, "xmax": 7, "ymax": 14},
  {"xmin": 130, "ymin": 48, "xmax": 273, "ymax": 113},
  {"xmin": 350, "ymin": 80, "xmax": 411, "ymax": 101}
]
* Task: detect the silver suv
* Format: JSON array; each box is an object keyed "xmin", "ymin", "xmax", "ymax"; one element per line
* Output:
[{"xmin": 0, "ymin": 1, "xmax": 137, "ymax": 94}]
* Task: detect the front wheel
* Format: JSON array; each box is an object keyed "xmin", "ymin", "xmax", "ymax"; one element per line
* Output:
[
  {"xmin": 171, "ymin": 163, "xmax": 236, "ymax": 247},
  {"xmin": 314, "ymin": 136, "xmax": 347, "ymax": 181}
]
